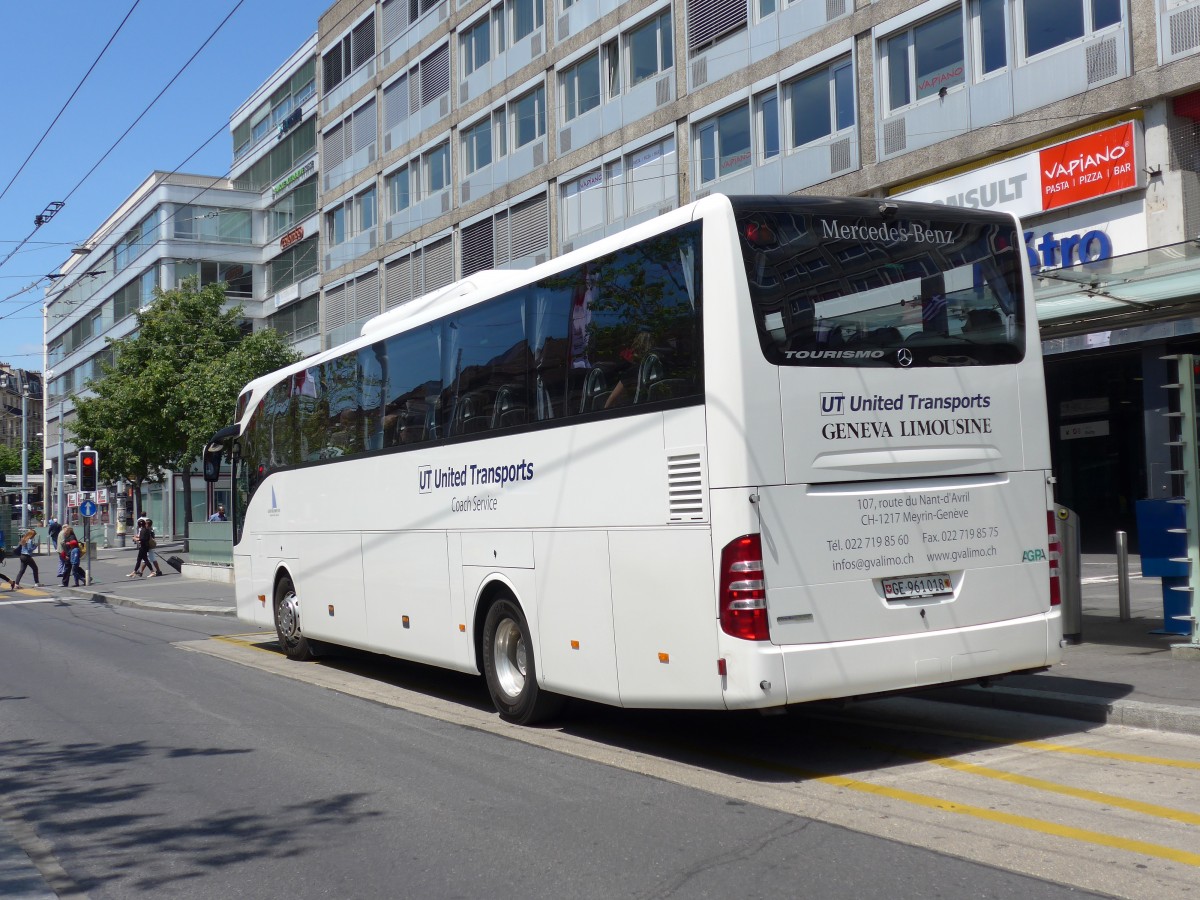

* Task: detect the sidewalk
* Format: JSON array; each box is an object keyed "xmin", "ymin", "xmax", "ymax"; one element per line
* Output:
[
  {"xmin": 47, "ymin": 540, "xmax": 235, "ymax": 617},
  {"xmin": 30, "ymin": 545, "xmax": 1200, "ymax": 736}
]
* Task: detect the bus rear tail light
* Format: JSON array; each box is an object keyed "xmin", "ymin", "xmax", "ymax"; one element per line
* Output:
[
  {"xmin": 720, "ymin": 535, "xmax": 770, "ymax": 641},
  {"xmin": 1047, "ymin": 510, "xmax": 1061, "ymax": 607}
]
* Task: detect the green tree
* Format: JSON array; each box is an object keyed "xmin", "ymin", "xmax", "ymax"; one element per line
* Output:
[
  {"xmin": 0, "ymin": 445, "xmax": 42, "ymax": 478},
  {"xmin": 70, "ymin": 279, "xmax": 298, "ymax": 529}
]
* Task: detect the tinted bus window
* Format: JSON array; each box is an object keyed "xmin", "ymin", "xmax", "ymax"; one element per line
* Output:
[{"xmin": 732, "ymin": 198, "xmax": 1024, "ymax": 368}]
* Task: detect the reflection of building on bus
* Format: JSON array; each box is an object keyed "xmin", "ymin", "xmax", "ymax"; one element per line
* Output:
[{"xmin": 208, "ymin": 194, "xmax": 1059, "ymax": 726}]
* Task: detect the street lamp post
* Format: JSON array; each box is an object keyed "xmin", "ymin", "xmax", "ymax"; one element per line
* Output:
[{"xmin": 20, "ymin": 383, "xmax": 29, "ymax": 531}]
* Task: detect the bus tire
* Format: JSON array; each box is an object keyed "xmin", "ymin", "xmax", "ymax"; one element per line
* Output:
[
  {"xmin": 481, "ymin": 594, "xmax": 564, "ymax": 725},
  {"xmin": 274, "ymin": 574, "xmax": 314, "ymax": 661}
]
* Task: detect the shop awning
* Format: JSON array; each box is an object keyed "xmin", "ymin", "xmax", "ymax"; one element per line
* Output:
[{"xmin": 1034, "ymin": 239, "xmax": 1200, "ymax": 338}]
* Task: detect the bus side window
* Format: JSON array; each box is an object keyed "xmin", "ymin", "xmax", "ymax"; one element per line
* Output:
[{"xmin": 384, "ymin": 328, "xmax": 442, "ymax": 448}]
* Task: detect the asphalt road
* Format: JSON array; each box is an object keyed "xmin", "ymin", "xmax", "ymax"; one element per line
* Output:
[{"xmin": 1, "ymin": 596, "xmax": 1195, "ymax": 898}]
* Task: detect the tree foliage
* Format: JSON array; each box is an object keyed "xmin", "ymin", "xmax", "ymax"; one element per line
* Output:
[
  {"xmin": 0, "ymin": 445, "xmax": 42, "ymax": 479},
  {"xmin": 69, "ymin": 280, "xmax": 298, "ymax": 518}
]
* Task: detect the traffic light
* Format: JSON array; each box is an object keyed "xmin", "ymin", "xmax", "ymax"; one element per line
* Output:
[{"xmin": 78, "ymin": 449, "xmax": 99, "ymax": 493}]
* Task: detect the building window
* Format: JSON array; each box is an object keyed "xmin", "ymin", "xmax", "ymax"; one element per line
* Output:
[
  {"xmin": 323, "ymin": 14, "xmax": 375, "ymax": 92},
  {"xmin": 757, "ymin": 91, "xmax": 779, "ymax": 160},
  {"xmin": 884, "ymin": 8, "xmax": 964, "ymax": 112},
  {"xmin": 269, "ymin": 178, "xmax": 318, "ymax": 238},
  {"xmin": 174, "ymin": 205, "xmax": 252, "ymax": 243},
  {"xmin": 1022, "ymin": 0, "xmax": 1121, "ymax": 59},
  {"xmin": 788, "ymin": 58, "xmax": 854, "ymax": 148},
  {"xmin": 687, "ymin": 0, "xmax": 747, "ymax": 52},
  {"xmin": 511, "ymin": 0, "xmax": 543, "ymax": 42},
  {"xmin": 628, "ymin": 12, "xmax": 672, "ymax": 87},
  {"xmin": 268, "ymin": 294, "xmax": 320, "ymax": 344},
  {"xmin": 462, "ymin": 15, "xmax": 491, "ymax": 76},
  {"xmin": 562, "ymin": 53, "xmax": 600, "ymax": 122},
  {"xmin": 425, "ymin": 142, "xmax": 451, "ymax": 194},
  {"xmin": 604, "ymin": 39, "xmax": 621, "ymax": 99},
  {"xmin": 387, "ymin": 166, "xmax": 412, "ymax": 214},
  {"xmin": 979, "ymin": 0, "xmax": 1007, "ymax": 74},
  {"xmin": 512, "ymin": 85, "xmax": 546, "ymax": 148},
  {"xmin": 463, "ymin": 117, "xmax": 493, "ymax": 174},
  {"xmin": 270, "ymin": 236, "xmax": 319, "ymax": 293},
  {"xmin": 697, "ymin": 104, "xmax": 751, "ymax": 183}
]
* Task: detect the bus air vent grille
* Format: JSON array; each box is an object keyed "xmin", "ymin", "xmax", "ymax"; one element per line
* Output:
[{"xmin": 667, "ymin": 451, "xmax": 707, "ymax": 522}]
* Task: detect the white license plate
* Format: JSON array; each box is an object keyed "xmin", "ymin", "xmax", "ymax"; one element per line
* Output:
[{"xmin": 882, "ymin": 573, "xmax": 953, "ymax": 600}]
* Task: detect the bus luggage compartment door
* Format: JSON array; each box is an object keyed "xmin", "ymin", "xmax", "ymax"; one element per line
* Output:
[{"xmin": 755, "ymin": 472, "xmax": 1050, "ymax": 646}]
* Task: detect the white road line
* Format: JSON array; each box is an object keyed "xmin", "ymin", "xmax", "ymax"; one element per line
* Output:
[{"xmin": 0, "ymin": 598, "xmax": 58, "ymax": 605}]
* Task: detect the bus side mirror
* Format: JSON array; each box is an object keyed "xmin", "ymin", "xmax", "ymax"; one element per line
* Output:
[{"xmin": 203, "ymin": 442, "xmax": 225, "ymax": 483}]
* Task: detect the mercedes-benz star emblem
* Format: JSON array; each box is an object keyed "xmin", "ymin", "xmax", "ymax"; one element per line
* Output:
[{"xmin": 896, "ymin": 348, "xmax": 914, "ymax": 367}]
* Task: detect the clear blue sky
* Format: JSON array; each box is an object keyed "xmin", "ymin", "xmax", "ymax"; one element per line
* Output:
[{"xmin": 0, "ymin": 0, "xmax": 333, "ymax": 373}]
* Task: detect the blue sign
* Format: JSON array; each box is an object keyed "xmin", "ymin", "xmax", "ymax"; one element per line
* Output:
[{"xmin": 79, "ymin": 500, "xmax": 97, "ymax": 518}]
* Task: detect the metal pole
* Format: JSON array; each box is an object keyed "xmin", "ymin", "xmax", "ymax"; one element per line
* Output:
[
  {"xmin": 1116, "ymin": 530, "xmax": 1131, "ymax": 621},
  {"xmin": 57, "ymin": 396, "xmax": 65, "ymax": 524},
  {"xmin": 20, "ymin": 385, "xmax": 28, "ymax": 531}
]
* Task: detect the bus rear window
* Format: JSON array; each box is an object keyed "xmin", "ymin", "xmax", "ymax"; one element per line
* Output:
[{"xmin": 733, "ymin": 199, "xmax": 1026, "ymax": 367}]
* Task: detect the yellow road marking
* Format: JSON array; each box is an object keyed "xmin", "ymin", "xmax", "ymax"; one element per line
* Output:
[
  {"xmin": 732, "ymin": 752, "xmax": 1200, "ymax": 868},
  {"xmin": 813, "ymin": 771, "xmax": 1200, "ymax": 867},
  {"xmin": 212, "ymin": 633, "xmax": 278, "ymax": 654},
  {"xmin": 856, "ymin": 740, "xmax": 1200, "ymax": 827},
  {"xmin": 814, "ymin": 713, "xmax": 1200, "ymax": 771}
]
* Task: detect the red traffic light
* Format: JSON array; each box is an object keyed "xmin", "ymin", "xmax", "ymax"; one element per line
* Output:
[{"xmin": 78, "ymin": 450, "xmax": 99, "ymax": 492}]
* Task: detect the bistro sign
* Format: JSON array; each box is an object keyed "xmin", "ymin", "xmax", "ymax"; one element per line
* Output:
[{"xmin": 280, "ymin": 225, "xmax": 305, "ymax": 251}]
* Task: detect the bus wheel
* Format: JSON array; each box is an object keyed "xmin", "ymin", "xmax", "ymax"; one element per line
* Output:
[
  {"xmin": 274, "ymin": 575, "xmax": 314, "ymax": 661},
  {"xmin": 482, "ymin": 594, "xmax": 564, "ymax": 725}
]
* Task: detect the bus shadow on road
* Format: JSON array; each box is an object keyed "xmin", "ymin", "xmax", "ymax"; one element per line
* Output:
[{"xmin": 255, "ymin": 638, "xmax": 1125, "ymax": 786}]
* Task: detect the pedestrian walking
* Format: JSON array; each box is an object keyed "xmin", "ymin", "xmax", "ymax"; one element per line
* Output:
[
  {"xmin": 58, "ymin": 526, "xmax": 84, "ymax": 587},
  {"xmin": 11, "ymin": 529, "xmax": 41, "ymax": 588},
  {"xmin": 48, "ymin": 516, "xmax": 61, "ymax": 550},
  {"xmin": 208, "ymin": 505, "xmax": 227, "ymax": 522},
  {"xmin": 0, "ymin": 546, "xmax": 15, "ymax": 591},
  {"xmin": 129, "ymin": 517, "xmax": 163, "ymax": 577}
]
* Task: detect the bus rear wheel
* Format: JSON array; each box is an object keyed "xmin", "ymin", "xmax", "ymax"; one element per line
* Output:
[
  {"xmin": 274, "ymin": 575, "xmax": 314, "ymax": 661},
  {"xmin": 482, "ymin": 594, "xmax": 564, "ymax": 725}
]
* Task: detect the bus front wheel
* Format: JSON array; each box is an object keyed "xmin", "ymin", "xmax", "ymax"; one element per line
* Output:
[
  {"xmin": 274, "ymin": 575, "xmax": 314, "ymax": 661},
  {"xmin": 482, "ymin": 594, "xmax": 564, "ymax": 725}
]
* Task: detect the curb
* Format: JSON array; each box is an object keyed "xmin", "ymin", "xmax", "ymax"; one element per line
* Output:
[
  {"xmin": 921, "ymin": 684, "xmax": 1200, "ymax": 737},
  {"xmin": 72, "ymin": 589, "xmax": 236, "ymax": 617}
]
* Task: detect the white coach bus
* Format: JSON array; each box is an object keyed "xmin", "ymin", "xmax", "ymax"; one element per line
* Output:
[{"xmin": 205, "ymin": 194, "xmax": 1062, "ymax": 724}]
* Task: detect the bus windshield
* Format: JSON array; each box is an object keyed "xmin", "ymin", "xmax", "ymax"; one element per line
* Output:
[{"xmin": 731, "ymin": 197, "xmax": 1025, "ymax": 367}]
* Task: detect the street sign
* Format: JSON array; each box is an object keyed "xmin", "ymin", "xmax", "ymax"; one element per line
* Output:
[
  {"xmin": 79, "ymin": 499, "xmax": 97, "ymax": 518},
  {"xmin": 4, "ymin": 474, "xmax": 45, "ymax": 484}
]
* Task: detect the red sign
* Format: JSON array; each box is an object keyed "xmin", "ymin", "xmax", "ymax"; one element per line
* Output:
[
  {"xmin": 280, "ymin": 225, "xmax": 305, "ymax": 251},
  {"xmin": 1039, "ymin": 123, "xmax": 1137, "ymax": 211}
]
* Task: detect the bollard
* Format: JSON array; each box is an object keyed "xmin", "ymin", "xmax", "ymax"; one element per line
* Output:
[{"xmin": 1116, "ymin": 530, "xmax": 1131, "ymax": 621}]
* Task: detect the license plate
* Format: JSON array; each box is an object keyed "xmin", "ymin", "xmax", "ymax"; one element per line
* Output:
[{"xmin": 881, "ymin": 573, "xmax": 953, "ymax": 601}]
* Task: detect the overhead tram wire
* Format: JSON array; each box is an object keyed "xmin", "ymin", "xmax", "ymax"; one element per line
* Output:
[
  {"xmin": 57, "ymin": 0, "xmax": 247, "ymax": 211},
  {"xmin": 0, "ymin": 0, "xmax": 246, "ymax": 284},
  {"xmin": 0, "ymin": 0, "xmax": 143, "ymax": 210}
]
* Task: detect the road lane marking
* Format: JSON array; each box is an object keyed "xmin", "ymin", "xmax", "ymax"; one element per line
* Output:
[
  {"xmin": 847, "ymin": 738, "xmax": 1200, "ymax": 826},
  {"xmin": 0, "ymin": 598, "xmax": 58, "ymax": 606}
]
